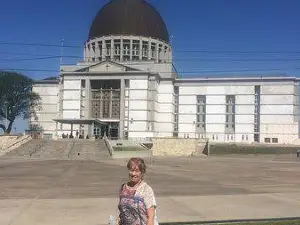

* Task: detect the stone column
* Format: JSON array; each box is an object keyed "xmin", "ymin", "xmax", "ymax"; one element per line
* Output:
[
  {"xmin": 130, "ymin": 38, "xmax": 133, "ymax": 61},
  {"xmin": 55, "ymin": 122, "xmax": 58, "ymax": 139},
  {"xmin": 120, "ymin": 38, "xmax": 124, "ymax": 61},
  {"xmin": 95, "ymin": 40, "xmax": 100, "ymax": 61},
  {"xmin": 156, "ymin": 42, "xmax": 159, "ymax": 63},
  {"xmin": 110, "ymin": 39, "xmax": 114, "ymax": 61},
  {"xmin": 85, "ymin": 79, "xmax": 91, "ymax": 136},
  {"xmin": 91, "ymin": 122, "xmax": 95, "ymax": 138},
  {"xmin": 139, "ymin": 39, "xmax": 143, "ymax": 60},
  {"xmin": 148, "ymin": 39, "xmax": 151, "ymax": 60},
  {"xmin": 101, "ymin": 40, "xmax": 105, "ymax": 61},
  {"xmin": 119, "ymin": 79, "xmax": 125, "ymax": 139},
  {"xmin": 85, "ymin": 79, "xmax": 91, "ymax": 119}
]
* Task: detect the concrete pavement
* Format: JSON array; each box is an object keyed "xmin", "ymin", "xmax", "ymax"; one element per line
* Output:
[
  {"xmin": 1, "ymin": 193, "xmax": 300, "ymax": 225},
  {"xmin": 0, "ymin": 155, "xmax": 299, "ymax": 224}
]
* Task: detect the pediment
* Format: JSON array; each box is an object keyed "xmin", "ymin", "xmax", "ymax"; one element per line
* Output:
[{"xmin": 76, "ymin": 61, "xmax": 140, "ymax": 73}]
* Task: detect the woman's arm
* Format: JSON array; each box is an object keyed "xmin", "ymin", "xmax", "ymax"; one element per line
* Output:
[{"xmin": 147, "ymin": 207, "xmax": 155, "ymax": 225}]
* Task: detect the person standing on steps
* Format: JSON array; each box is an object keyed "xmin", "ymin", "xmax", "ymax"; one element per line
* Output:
[{"xmin": 117, "ymin": 157, "xmax": 158, "ymax": 225}]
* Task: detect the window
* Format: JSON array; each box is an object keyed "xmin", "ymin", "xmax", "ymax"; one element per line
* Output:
[
  {"xmin": 254, "ymin": 86, "xmax": 261, "ymax": 139},
  {"xmin": 242, "ymin": 135, "xmax": 244, "ymax": 141},
  {"xmin": 196, "ymin": 95, "xmax": 206, "ymax": 132},
  {"xmin": 94, "ymin": 127, "xmax": 100, "ymax": 136},
  {"xmin": 246, "ymin": 135, "xmax": 248, "ymax": 141},
  {"xmin": 226, "ymin": 95, "xmax": 235, "ymax": 132},
  {"xmin": 81, "ymin": 80, "xmax": 86, "ymax": 88},
  {"xmin": 264, "ymin": 138, "xmax": 271, "ymax": 143},
  {"xmin": 272, "ymin": 138, "xmax": 278, "ymax": 143},
  {"xmin": 142, "ymin": 41, "xmax": 148, "ymax": 59},
  {"xmin": 173, "ymin": 87, "xmax": 179, "ymax": 133}
]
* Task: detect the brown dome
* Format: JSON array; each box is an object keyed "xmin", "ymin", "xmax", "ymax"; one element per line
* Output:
[{"xmin": 88, "ymin": 0, "xmax": 169, "ymax": 43}]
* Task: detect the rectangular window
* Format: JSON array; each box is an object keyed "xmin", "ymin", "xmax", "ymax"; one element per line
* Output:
[
  {"xmin": 272, "ymin": 138, "xmax": 278, "ymax": 143},
  {"xmin": 81, "ymin": 80, "xmax": 86, "ymax": 88},
  {"xmin": 254, "ymin": 86, "xmax": 261, "ymax": 142},
  {"xmin": 196, "ymin": 95, "xmax": 206, "ymax": 132},
  {"xmin": 173, "ymin": 86, "xmax": 179, "ymax": 136},
  {"xmin": 264, "ymin": 138, "xmax": 271, "ymax": 143},
  {"xmin": 226, "ymin": 95, "xmax": 235, "ymax": 132}
]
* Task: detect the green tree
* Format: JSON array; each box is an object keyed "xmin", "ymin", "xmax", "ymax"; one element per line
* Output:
[
  {"xmin": 29, "ymin": 123, "xmax": 44, "ymax": 132},
  {"xmin": 0, "ymin": 71, "xmax": 41, "ymax": 134}
]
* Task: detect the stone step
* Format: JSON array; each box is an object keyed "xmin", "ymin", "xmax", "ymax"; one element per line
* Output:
[{"xmin": 3, "ymin": 139, "xmax": 111, "ymax": 161}]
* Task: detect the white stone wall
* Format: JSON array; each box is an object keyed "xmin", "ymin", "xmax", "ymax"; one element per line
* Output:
[
  {"xmin": 125, "ymin": 62, "xmax": 173, "ymax": 79},
  {"xmin": 59, "ymin": 79, "xmax": 82, "ymax": 134},
  {"xmin": 128, "ymin": 79, "xmax": 151, "ymax": 138},
  {"xmin": 177, "ymin": 81, "xmax": 299, "ymax": 145},
  {"xmin": 31, "ymin": 83, "xmax": 59, "ymax": 136},
  {"xmin": 156, "ymin": 81, "xmax": 175, "ymax": 137},
  {"xmin": 259, "ymin": 84, "xmax": 298, "ymax": 144}
]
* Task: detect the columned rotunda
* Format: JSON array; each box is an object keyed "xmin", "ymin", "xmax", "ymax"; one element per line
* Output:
[{"xmin": 32, "ymin": 0, "xmax": 299, "ymax": 145}]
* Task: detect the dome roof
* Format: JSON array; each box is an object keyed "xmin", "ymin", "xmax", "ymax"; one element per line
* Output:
[{"xmin": 88, "ymin": 0, "xmax": 169, "ymax": 43}]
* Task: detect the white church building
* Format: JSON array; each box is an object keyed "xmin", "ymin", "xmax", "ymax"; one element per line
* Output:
[{"xmin": 32, "ymin": 0, "xmax": 299, "ymax": 145}]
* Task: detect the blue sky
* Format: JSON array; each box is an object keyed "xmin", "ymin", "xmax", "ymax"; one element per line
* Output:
[{"xmin": 0, "ymin": 0, "xmax": 300, "ymax": 133}]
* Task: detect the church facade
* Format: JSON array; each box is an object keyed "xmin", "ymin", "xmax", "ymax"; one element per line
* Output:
[{"xmin": 32, "ymin": 0, "xmax": 299, "ymax": 145}]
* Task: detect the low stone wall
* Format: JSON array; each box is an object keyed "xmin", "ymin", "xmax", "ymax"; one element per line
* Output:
[
  {"xmin": 152, "ymin": 138, "xmax": 209, "ymax": 156},
  {"xmin": 110, "ymin": 139, "xmax": 141, "ymax": 147},
  {"xmin": 0, "ymin": 135, "xmax": 32, "ymax": 156}
]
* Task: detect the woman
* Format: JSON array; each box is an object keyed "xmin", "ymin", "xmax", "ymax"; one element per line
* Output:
[{"xmin": 118, "ymin": 158, "xmax": 157, "ymax": 225}]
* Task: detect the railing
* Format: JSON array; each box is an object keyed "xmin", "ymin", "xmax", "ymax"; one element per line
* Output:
[
  {"xmin": 29, "ymin": 142, "xmax": 43, "ymax": 157},
  {"xmin": 104, "ymin": 134, "xmax": 114, "ymax": 156},
  {"xmin": 1, "ymin": 135, "xmax": 32, "ymax": 154},
  {"xmin": 67, "ymin": 140, "xmax": 76, "ymax": 159}
]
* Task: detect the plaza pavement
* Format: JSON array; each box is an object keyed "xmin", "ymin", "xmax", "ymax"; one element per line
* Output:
[{"xmin": 0, "ymin": 155, "xmax": 299, "ymax": 225}]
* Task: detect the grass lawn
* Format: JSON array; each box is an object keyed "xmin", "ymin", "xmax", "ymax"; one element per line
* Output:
[
  {"xmin": 213, "ymin": 220, "xmax": 300, "ymax": 225},
  {"xmin": 113, "ymin": 146, "xmax": 146, "ymax": 151},
  {"xmin": 162, "ymin": 219, "xmax": 300, "ymax": 225},
  {"xmin": 209, "ymin": 144, "xmax": 299, "ymax": 155}
]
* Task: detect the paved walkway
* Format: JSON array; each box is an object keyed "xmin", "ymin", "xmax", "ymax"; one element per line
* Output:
[
  {"xmin": 1, "ymin": 193, "xmax": 300, "ymax": 225},
  {"xmin": 0, "ymin": 156, "xmax": 299, "ymax": 224}
]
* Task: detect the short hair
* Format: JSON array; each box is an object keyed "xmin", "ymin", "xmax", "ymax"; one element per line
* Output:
[{"xmin": 127, "ymin": 158, "xmax": 146, "ymax": 174}]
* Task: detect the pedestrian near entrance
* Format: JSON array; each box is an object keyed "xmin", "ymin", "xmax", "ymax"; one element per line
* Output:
[{"xmin": 117, "ymin": 158, "xmax": 158, "ymax": 225}]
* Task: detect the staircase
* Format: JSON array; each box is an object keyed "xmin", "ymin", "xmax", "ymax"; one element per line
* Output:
[
  {"xmin": 3, "ymin": 139, "xmax": 111, "ymax": 161},
  {"xmin": 4, "ymin": 139, "xmax": 45, "ymax": 157},
  {"xmin": 68, "ymin": 139, "xmax": 111, "ymax": 160}
]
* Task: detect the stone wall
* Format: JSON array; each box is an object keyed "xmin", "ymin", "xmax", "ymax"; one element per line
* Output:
[
  {"xmin": 151, "ymin": 138, "xmax": 209, "ymax": 156},
  {"xmin": 0, "ymin": 135, "xmax": 32, "ymax": 156}
]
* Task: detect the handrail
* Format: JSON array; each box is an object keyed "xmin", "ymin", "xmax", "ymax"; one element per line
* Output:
[
  {"xmin": 104, "ymin": 134, "xmax": 114, "ymax": 156},
  {"xmin": 67, "ymin": 140, "xmax": 76, "ymax": 159},
  {"xmin": 29, "ymin": 142, "xmax": 44, "ymax": 157},
  {"xmin": 140, "ymin": 143, "xmax": 151, "ymax": 152},
  {"xmin": 2, "ymin": 135, "xmax": 32, "ymax": 152}
]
